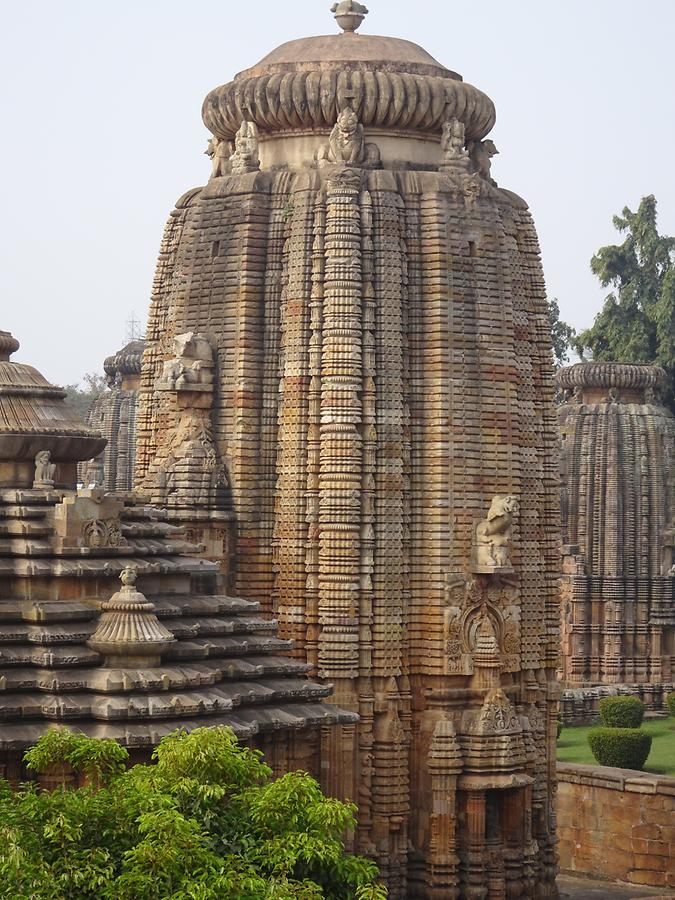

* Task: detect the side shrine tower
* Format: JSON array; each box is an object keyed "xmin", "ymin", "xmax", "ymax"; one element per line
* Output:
[
  {"xmin": 557, "ymin": 362, "xmax": 675, "ymax": 709},
  {"xmin": 136, "ymin": 5, "xmax": 561, "ymax": 897}
]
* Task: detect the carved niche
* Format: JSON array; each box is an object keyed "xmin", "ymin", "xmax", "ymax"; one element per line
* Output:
[{"xmin": 442, "ymin": 574, "xmax": 520, "ymax": 676}]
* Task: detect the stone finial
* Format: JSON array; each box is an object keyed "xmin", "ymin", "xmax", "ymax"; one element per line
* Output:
[
  {"xmin": 471, "ymin": 495, "xmax": 518, "ymax": 574},
  {"xmin": 87, "ymin": 566, "xmax": 175, "ymax": 666},
  {"xmin": 33, "ymin": 450, "xmax": 56, "ymax": 489},
  {"xmin": 331, "ymin": 1, "xmax": 368, "ymax": 32},
  {"xmin": 0, "ymin": 331, "xmax": 20, "ymax": 362}
]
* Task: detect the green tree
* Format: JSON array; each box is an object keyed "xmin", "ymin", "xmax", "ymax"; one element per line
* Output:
[
  {"xmin": 575, "ymin": 195, "xmax": 675, "ymax": 410},
  {"xmin": 547, "ymin": 297, "xmax": 576, "ymax": 368},
  {"xmin": 63, "ymin": 372, "xmax": 108, "ymax": 420},
  {"xmin": 0, "ymin": 728, "xmax": 387, "ymax": 900}
]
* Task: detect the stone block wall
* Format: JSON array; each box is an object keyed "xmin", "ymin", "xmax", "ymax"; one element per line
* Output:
[{"xmin": 557, "ymin": 762, "xmax": 675, "ymax": 889}]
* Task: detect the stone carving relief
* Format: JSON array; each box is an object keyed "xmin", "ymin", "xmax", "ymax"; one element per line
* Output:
[
  {"xmin": 475, "ymin": 688, "xmax": 520, "ymax": 734},
  {"xmin": 468, "ymin": 139, "xmax": 499, "ymax": 183},
  {"xmin": 206, "ymin": 136, "xmax": 233, "ymax": 179},
  {"xmin": 33, "ymin": 450, "xmax": 56, "ymax": 488},
  {"xmin": 144, "ymin": 333, "xmax": 229, "ymax": 512},
  {"xmin": 53, "ymin": 489, "xmax": 129, "ymax": 551},
  {"xmin": 442, "ymin": 574, "xmax": 520, "ymax": 676},
  {"xmin": 229, "ymin": 120, "xmax": 260, "ymax": 175},
  {"xmin": 316, "ymin": 108, "xmax": 381, "ymax": 168},
  {"xmin": 440, "ymin": 118, "xmax": 469, "ymax": 169},
  {"xmin": 472, "ymin": 495, "xmax": 518, "ymax": 574}
]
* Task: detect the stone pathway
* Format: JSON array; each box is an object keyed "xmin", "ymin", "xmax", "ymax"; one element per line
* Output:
[{"xmin": 558, "ymin": 875, "xmax": 673, "ymax": 899}]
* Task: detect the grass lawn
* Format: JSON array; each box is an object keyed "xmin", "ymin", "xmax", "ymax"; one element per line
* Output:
[{"xmin": 557, "ymin": 716, "xmax": 675, "ymax": 776}]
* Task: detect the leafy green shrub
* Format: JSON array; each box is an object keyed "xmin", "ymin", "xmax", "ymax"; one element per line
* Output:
[
  {"xmin": 599, "ymin": 695, "xmax": 645, "ymax": 728},
  {"xmin": 666, "ymin": 692, "xmax": 675, "ymax": 718},
  {"xmin": 587, "ymin": 727, "xmax": 652, "ymax": 770},
  {"xmin": 0, "ymin": 727, "xmax": 387, "ymax": 900}
]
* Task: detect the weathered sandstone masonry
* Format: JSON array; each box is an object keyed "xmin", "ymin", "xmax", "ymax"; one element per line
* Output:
[
  {"xmin": 557, "ymin": 762, "xmax": 675, "ymax": 890},
  {"xmin": 557, "ymin": 363, "xmax": 675, "ymax": 721},
  {"xmin": 136, "ymin": 5, "xmax": 561, "ymax": 898}
]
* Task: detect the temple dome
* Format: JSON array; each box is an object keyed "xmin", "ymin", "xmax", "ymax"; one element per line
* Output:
[
  {"xmin": 202, "ymin": 11, "xmax": 495, "ymax": 143},
  {"xmin": 237, "ymin": 33, "xmax": 458, "ymax": 79},
  {"xmin": 0, "ymin": 330, "xmax": 106, "ymax": 482}
]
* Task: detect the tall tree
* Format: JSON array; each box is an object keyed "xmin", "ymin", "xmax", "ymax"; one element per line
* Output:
[
  {"xmin": 575, "ymin": 195, "xmax": 675, "ymax": 410},
  {"xmin": 547, "ymin": 297, "xmax": 576, "ymax": 368}
]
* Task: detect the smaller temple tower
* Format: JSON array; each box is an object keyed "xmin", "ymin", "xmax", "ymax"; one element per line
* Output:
[
  {"xmin": 81, "ymin": 339, "xmax": 145, "ymax": 491},
  {"xmin": 0, "ymin": 329, "xmax": 354, "ymax": 783},
  {"xmin": 557, "ymin": 362, "xmax": 675, "ymax": 715}
]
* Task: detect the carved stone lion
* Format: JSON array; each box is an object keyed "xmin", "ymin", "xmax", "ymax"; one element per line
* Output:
[
  {"xmin": 316, "ymin": 108, "xmax": 381, "ymax": 168},
  {"xmin": 473, "ymin": 495, "xmax": 518, "ymax": 572}
]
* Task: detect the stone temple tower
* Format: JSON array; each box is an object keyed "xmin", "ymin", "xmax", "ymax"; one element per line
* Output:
[
  {"xmin": 137, "ymin": 5, "xmax": 561, "ymax": 897},
  {"xmin": 558, "ymin": 362, "xmax": 675, "ymax": 711}
]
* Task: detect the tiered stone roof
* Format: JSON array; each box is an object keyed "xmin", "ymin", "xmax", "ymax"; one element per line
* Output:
[{"xmin": 0, "ymin": 331, "xmax": 354, "ymax": 765}]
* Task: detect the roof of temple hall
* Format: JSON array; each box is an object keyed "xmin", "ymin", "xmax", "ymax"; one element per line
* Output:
[{"xmin": 0, "ymin": 331, "xmax": 356, "ymax": 752}]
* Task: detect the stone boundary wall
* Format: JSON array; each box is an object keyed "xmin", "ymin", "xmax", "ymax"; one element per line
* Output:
[
  {"xmin": 561, "ymin": 684, "xmax": 674, "ymax": 726},
  {"xmin": 557, "ymin": 762, "xmax": 675, "ymax": 890}
]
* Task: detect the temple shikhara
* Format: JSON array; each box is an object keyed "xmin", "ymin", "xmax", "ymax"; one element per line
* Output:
[
  {"xmin": 133, "ymin": 4, "xmax": 561, "ymax": 897},
  {"xmin": 80, "ymin": 339, "xmax": 145, "ymax": 491},
  {"xmin": 558, "ymin": 362, "xmax": 675, "ymax": 722}
]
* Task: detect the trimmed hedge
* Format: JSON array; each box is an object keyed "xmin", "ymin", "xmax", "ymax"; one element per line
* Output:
[
  {"xmin": 587, "ymin": 727, "xmax": 652, "ymax": 770},
  {"xmin": 599, "ymin": 695, "xmax": 645, "ymax": 728},
  {"xmin": 666, "ymin": 692, "xmax": 675, "ymax": 717}
]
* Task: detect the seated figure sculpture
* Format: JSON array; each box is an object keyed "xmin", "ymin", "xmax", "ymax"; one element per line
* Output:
[
  {"xmin": 316, "ymin": 108, "xmax": 381, "ymax": 168},
  {"xmin": 472, "ymin": 495, "xmax": 518, "ymax": 573},
  {"xmin": 33, "ymin": 450, "xmax": 56, "ymax": 488}
]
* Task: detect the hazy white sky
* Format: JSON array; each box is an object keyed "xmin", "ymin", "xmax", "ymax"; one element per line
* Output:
[{"xmin": 1, "ymin": 0, "xmax": 674, "ymax": 385}]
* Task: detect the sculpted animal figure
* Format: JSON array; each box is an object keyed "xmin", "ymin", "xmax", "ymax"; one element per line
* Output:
[
  {"xmin": 474, "ymin": 495, "xmax": 518, "ymax": 569},
  {"xmin": 316, "ymin": 108, "xmax": 381, "ymax": 168},
  {"xmin": 468, "ymin": 139, "xmax": 499, "ymax": 182}
]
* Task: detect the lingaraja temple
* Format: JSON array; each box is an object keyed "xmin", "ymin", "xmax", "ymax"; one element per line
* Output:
[
  {"xmin": 80, "ymin": 339, "xmax": 145, "ymax": 491},
  {"xmin": 136, "ymin": 4, "xmax": 561, "ymax": 898},
  {"xmin": 557, "ymin": 362, "xmax": 675, "ymax": 723},
  {"xmin": 0, "ymin": 328, "xmax": 355, "ymax": 782}
]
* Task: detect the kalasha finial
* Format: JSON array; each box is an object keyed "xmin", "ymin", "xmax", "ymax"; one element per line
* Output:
[
  {"xmin": 0, "ymin": 331, "xmax": 20, "ymax": 362},
  {"xmin": 331, "ymin": 0, "xmax": 368, "ymax": 33}
]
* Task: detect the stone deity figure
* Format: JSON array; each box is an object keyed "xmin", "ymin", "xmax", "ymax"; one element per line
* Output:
[
  {"xmin": 472, "ymin": 495, "xmax": 518, "ymax": 572},
  {"xmin": 440, "ymin": 118, "xmax": 468, "ymax": 166},
  {"xmin": 205, "ymin": 137, "xmax": 233, "ymax": 178},
  {"xmin": 33, "ymin": 450, "xmax": 56, "ymax": 488},
  {"xmin": 230, "ymin": 120, "xmax": 260, "ymax": 175},
  {"xmin": 468, "ymin": 139, "xmax": 499, "ymax": 183},
  {"xmin": 316, "ymin": 107, "xmax": 381, "ymax": 168}
]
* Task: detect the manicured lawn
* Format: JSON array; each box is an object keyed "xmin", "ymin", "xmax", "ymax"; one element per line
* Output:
[{"xmin": 557, "ymin": 717, "xmax": 675, "ymax": 776}]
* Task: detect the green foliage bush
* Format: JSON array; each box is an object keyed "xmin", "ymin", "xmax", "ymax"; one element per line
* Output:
[
  {"xmin": 599, "ymin": 695, "xmax": 645, "ymax": 728},
  {"xmin": 666, "ymin": 692, "xmax": 675, "ymax": 718},
  {"xmin": 587, "ymin": 727, "xmax": 652, "ymax": 770},
  {"xmin": 0, "ymin": 726, "xmax": 387, "ymax": 900}
]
